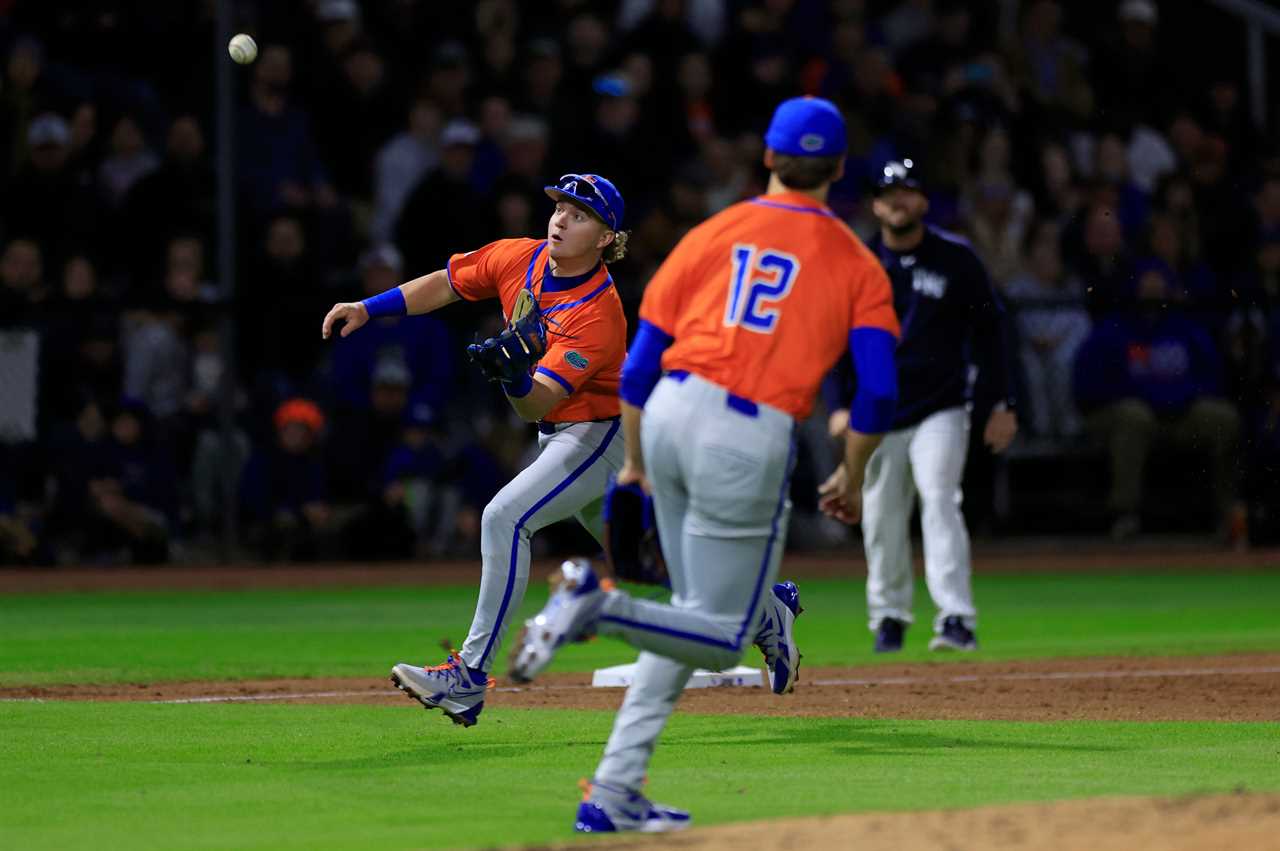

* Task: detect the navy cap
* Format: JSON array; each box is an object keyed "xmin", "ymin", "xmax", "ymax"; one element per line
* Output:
[
  {"xmin": 28, "ymin": 112, "xmax": 70, "ymax": 148},
  {"xmin": 592, "ymin": 72, "xmax": 632, "ymax": 98},
  {"xmin": 874, "ymin": 159, "xmax": 924, "ymax": 194},
  {"xmin": 544, "ymin": 173, "xmax": 625, "ymax": 230},
  {"xmin": 764, "ymin": 96, "xmax": 847, "ymax": 157}
]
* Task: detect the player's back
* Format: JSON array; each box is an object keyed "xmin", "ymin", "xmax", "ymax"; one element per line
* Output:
[{"xmin": 640, "ymin": 191, "xmax": 897, "ymax": 420}]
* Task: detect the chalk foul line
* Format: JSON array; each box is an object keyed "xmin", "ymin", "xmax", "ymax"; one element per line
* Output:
[
  {"xmin": 3, "ymin": 665, "xmax": 1275, "ymax": 705},
  {"xmin": 155, "ymin": 664, "xmax": 1280, "ymax": 704}
]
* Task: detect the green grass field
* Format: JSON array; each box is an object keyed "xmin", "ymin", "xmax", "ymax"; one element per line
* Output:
[
  {"xmin": 2, "ymin": 705, "xmax": 1272, "ymax": 850},
  {"xmin": 3, "ymin": 572, "xmax": 1280, "ymax": 685},
  {"xmin": 2, "ymin": 569, "xmax": 1278, "ymax": 849}
]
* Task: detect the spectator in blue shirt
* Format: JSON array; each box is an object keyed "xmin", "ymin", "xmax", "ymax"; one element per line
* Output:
[
  {"xmin": 327, "ymin": 244, "xmax": 453, "ymax": 411},
  {"xmin": 1006, "ymin": 219, "xmax": 1090, "ymax": 438},
  {"xmin": 1138, "ymin": 210, "xmax": 1217, "ymax": 307},
  {"xmin": 236, "ymin": 44, "xmax": 337, "ymax": 217},
  {"xmin": 47, "ymin": 398, "xmax": 173, "ymax": 563},
  {"xmin": 380, "ymin": 397, "xmax": 450, "ymax": 558},
  {"xmin": 1073, "ymin": 266, "xmax": 1241, "ymax": 540},
  {"xmin": 328, "ymin": 355, "xmax": 412, "ymax": 503},
  {"xmin": 239, "ymin": 398, "xmax": 333, "ymax": 561}
]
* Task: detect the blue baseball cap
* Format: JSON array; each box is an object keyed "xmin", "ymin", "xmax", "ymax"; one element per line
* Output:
[
  {"xmin": 544, "ymin": 173, "xmax": 626, "ymax": 230},
  {"xmin": 764, "ymin": 97, "xmax": 847, "ymax": 157}
]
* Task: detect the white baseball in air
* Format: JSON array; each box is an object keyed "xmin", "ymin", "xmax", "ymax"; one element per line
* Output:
[{"xmin": 228, "ymin": 33, "xmax": 258, "ymax": 65}]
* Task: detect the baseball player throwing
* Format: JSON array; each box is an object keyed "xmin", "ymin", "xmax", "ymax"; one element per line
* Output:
[
  {"xmin": 322, "ymin": 174, "xmax": 801, "ymax": 727},
  {"xmin": 322, "ymin": 173, "xmax": 631, "ymax": 726},
  {"xmin": 827, "ymin": 160, "xmax": 1017, "ymax": 653},
  {"xmin": 506, "ymin": 97, "xmax": 900, "ymax": 833}
]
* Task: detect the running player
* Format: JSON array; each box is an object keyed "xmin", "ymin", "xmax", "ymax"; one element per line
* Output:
[
  {"xmin": 321, "ymin": 174, "xmax": 630, "ymax": 726},
  {"xmin": 507, "ymin": 97, "xmax": 901, "ymax": 833},
  {"xmin": 826, "ymin": 160, "xmax": 1018, "ymax": 653}
]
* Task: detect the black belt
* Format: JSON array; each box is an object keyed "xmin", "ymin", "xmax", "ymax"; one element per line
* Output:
[
  {"xmin": 666, "ymin": 370, "xmax": 759, "ymax": 417},
  {"xmin": 537, "ymin": 415, "xmax": 621, "ymax": 435}
]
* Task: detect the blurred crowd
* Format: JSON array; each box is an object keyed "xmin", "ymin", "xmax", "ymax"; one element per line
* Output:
[{"xmin": 1, "ymin": 0, "xmax": 1279, "ymax": 565}]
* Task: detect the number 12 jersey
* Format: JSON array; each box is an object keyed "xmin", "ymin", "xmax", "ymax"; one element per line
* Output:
[{"xmin": 639, "ymin": 191, "xmax": 900, "ymax": 419}]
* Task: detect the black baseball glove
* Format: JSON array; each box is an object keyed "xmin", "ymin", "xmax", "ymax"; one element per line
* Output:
[
  {"xmin": 602, "ymin": 476, "xmax": 670, "ymax": 588},
  {"xmin": 466, "ymin": 290, "xmax": 548, "ymax": 383}
]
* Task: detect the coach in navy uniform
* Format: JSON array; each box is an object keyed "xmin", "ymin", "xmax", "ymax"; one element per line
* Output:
[{"xmin": 826, "ymin": 160, "xmax": 1017, "ymax": 652}]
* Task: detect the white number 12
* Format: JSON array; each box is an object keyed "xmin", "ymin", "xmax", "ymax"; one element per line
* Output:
[{"xmin": 724, "ymin": 244, "xmax": 800, "ymax": 334}]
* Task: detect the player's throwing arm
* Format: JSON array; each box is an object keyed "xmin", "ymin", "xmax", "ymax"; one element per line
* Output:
[{"xmin": 322, "ymin": 175, "xmax": 634, "ymax": 729}]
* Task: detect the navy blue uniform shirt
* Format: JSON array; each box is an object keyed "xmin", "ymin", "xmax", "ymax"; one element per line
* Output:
[{"xmin": 825, "ymin": 226, "xmax": 1016, "ymax": 430}]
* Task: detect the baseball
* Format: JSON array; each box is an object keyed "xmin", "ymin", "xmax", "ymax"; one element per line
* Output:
[{"xmin": 228, "ymin": 33, "xmax": 258, "ymax": 65}]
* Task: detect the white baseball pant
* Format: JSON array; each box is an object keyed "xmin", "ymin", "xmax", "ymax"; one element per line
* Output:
[
  {"xmin": 459, "ymin": 418, "xmax": 624, "ymax": 674},
  {"xmin": 591, "ymin": 373, "xmax": 795, "ymax": 792},
  {"xmin": 862, "ymin": 405, "xmax": 976, "ymax": 633}
]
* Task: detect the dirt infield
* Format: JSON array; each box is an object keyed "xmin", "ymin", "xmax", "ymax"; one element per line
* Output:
[
  {"xmin": 5, "ymin": 555, "xmax": 1277, "ymax": 723},
  {"xmin": 563, "ymin": 791, "xmax": 1280, "ymax": 851},
  {"xmin": 8, "ymin": 653, "xmax": 1278, "ymax": 723}
]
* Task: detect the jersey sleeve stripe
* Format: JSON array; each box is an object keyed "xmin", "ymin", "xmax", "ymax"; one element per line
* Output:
[
  {"xmin": 445, "ymin": 256, "xmax": 466, "ymax": 300},
  {"xmin": 536, "ymin": 365, "xmax": 575, "ymax": 395}
]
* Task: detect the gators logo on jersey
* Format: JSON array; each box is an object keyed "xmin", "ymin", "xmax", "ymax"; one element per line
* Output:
[{"xmin": 565, "ymin": 351, "xmax": 589, "ymax": 370}]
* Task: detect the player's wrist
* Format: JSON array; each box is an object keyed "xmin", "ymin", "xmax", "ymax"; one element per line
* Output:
[
  {"xmin": 503, "ymin": 372, "xmax": 533, "ymax": 398},
  {"xmin": 361, "ymin": 287, "xmax": 407, "ymax": 319}
]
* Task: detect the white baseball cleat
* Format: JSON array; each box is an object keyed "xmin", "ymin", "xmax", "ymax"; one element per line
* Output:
[
  {"xmin": 390, "ymin": 651, "xmax": 491, "ymax": 727},
  {"xmin": 754, "ymin": 581, "xmax": 802, "ymax": 694},
  {"xmin": 574, "ymin": 779, "xmax": 691, "ymax": 834},
  {"xmin": 508, "ymin": 558, "xmax": 606, "ymax": 683}
]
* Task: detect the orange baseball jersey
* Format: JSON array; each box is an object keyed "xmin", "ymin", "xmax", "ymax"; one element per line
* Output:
[
  {"xmin": 448, "ymin": 238, "xmax": 626, "ymax": 423},
  {"xmin": 640, "ymin": 191, "xmax": 899, "ymax": 419}
]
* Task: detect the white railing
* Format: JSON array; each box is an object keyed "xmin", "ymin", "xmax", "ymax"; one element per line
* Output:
[{"xmin": 1208, "ymin": 0, "xmax": 1280, "ymax": 129}]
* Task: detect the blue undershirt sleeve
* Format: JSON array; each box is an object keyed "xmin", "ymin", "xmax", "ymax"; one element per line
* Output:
[
  {"xmin": 848, "ymin": 327, "xmax": 898, "ymax": 433},
  {"xmin": 619, "ymin": 320, "xmax": 674, "ymax": 408}
]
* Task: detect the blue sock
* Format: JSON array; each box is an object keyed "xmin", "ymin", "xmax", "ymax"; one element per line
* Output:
[{"xmin": 468, "ymin": 665, "xmax": 488, "ymax": 684}]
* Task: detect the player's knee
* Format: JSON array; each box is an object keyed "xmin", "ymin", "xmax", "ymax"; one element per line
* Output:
[
  {"xmin": 917, "ymin": 488, "xmax": 963, "ymax": 515},
  {"xmin": 481, "ymin": 497, "xmax": 521, "ymax": 538},
  {"xmin": 859, "ymin": 509, "xmax": 892, "ymax": 538}
]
